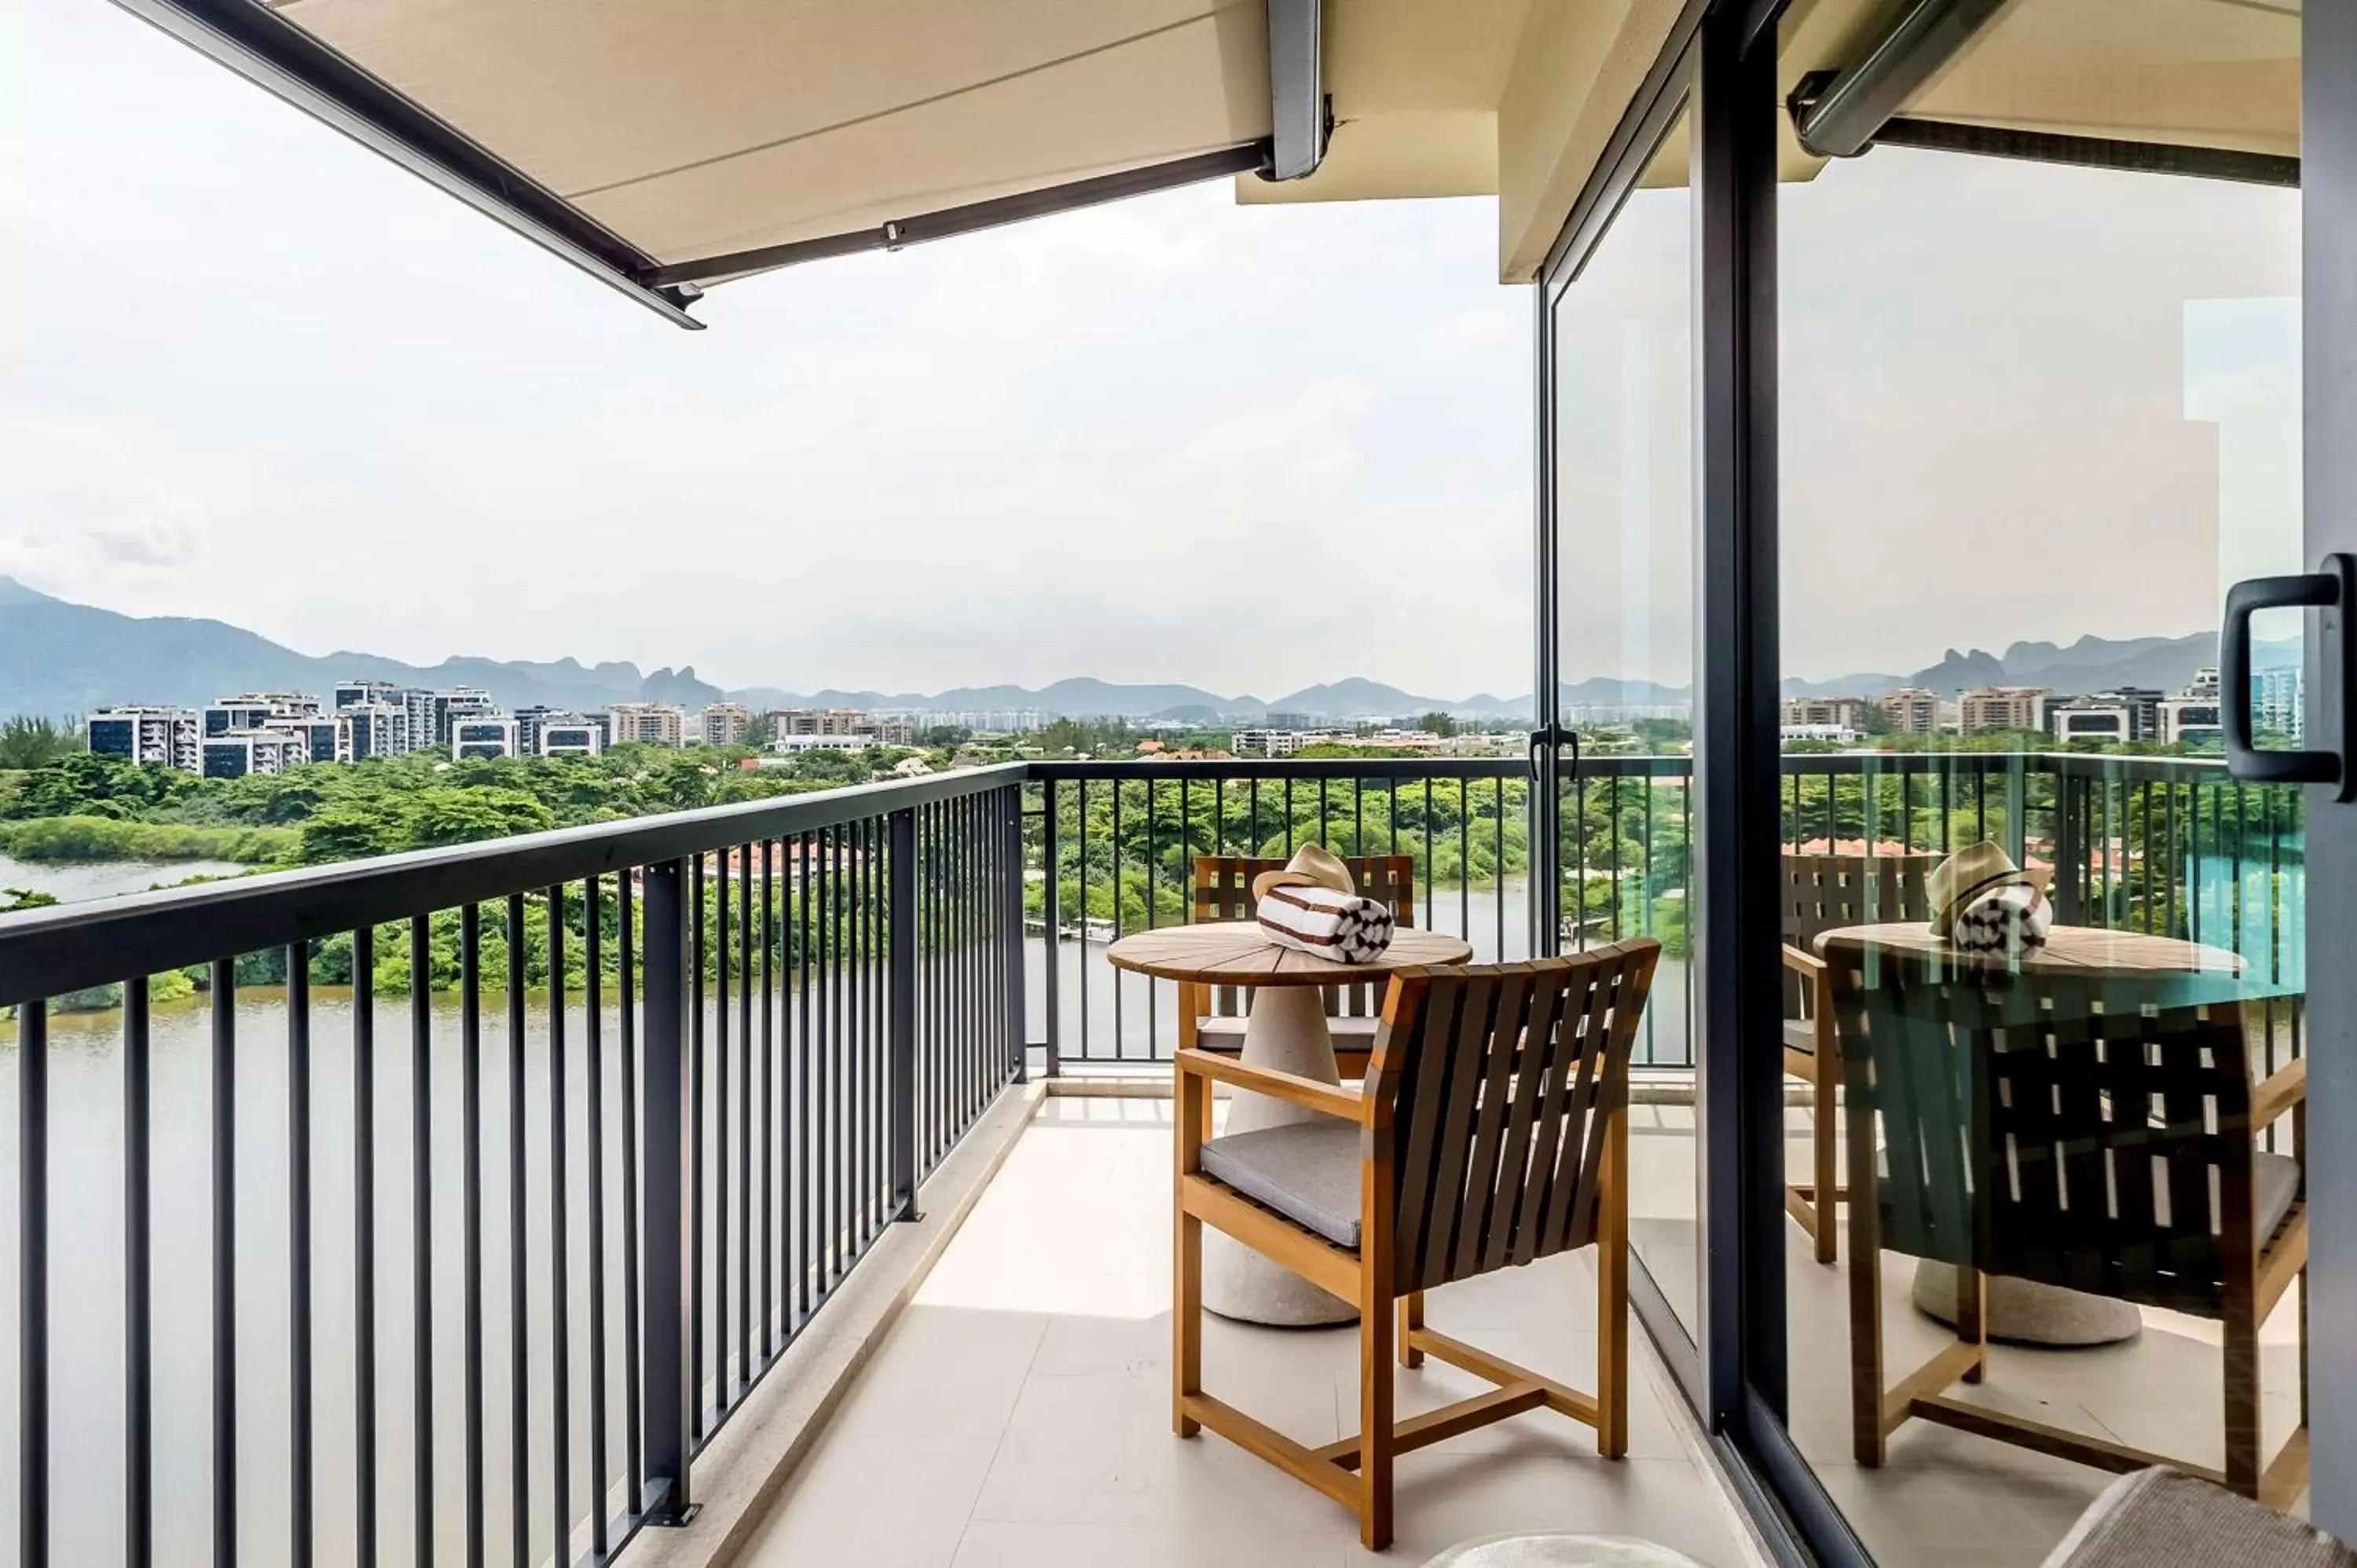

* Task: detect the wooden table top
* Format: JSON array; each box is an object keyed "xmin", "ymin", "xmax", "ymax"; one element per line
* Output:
[
  {"xmin": 1105, "ymin": 921, "xmax": 1474, "ymax": 986},
  {"xmin": 1816, "ymin": 921, "xmax": 2242, "ymax": 976}
]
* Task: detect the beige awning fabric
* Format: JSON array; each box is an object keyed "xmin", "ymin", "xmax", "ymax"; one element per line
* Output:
[{"xmin": 273, "ymin": 0, "xmax": 1277, "ymax": 267}]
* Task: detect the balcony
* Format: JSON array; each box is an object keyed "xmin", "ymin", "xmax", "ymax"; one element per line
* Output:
[{"xmin": 0, "ymin": 750, "xmax": 2306, "ymax": 1567}]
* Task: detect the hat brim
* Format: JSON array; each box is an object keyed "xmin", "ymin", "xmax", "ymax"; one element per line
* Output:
[
  {"xmin": 1252, "ymin": 870, "xmax": 1320, "ymax": 901},
  {"xmin": 1931, "ymin": 869, "xmax": 2047, "ymax": 937}
]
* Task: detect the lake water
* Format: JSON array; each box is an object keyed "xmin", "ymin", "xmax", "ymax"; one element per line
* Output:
[
  {"xmin": 0, "ymin": 852, "xmax": 250, "ymax": 906},
  {"xmin": 0, "ymin": 984, "xmax": 864, "ymax": 1568}
]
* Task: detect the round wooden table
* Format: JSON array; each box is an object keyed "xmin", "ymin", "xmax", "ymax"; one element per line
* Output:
[
  {"xmin": 1817, "ymin": 921, "xmax": 2245, "ymax": 1346},
  {"xmin": 1109, "ymin": 921, "xmax": 1473, "ymax": 1325}
]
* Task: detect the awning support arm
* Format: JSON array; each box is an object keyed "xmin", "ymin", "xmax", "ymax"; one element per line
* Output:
[
  {"xmin": 1790, "ymin": 0, "xmax": 2013, "ymax": 159},
  {"xmin": 106, "ymin": 0, "xmax": 706, "ymax": 328},
  {"xmin": 648, "ymin": 141, "xmax": 1274, "ymax": 288}
]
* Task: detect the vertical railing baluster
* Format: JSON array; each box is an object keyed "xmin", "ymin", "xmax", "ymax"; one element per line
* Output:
[
  {"xmin": 459, "ymin": 909, "xmax": 485, "ymax": 1568},
  {"xmin": 797, "ymin": 833, "xmax": 813, "ymax": 1325},
  {"xmin": 712, "ymin": 857, "xmax": 728, "ymax": 1408},
  {"xmin": 124, "ymin": 981, "xmax": 152, "ymax": 1568},
  {"xmin": 409, "ymin": 917, "xmax": 434, "ymax": 1568},
  {"xmin": 356, "ymin": 929, "xmax": 380, "ymax": 1568},
  {"xmin": 619, "ymin": 868, "xmax": 643, "ymax": 1513},
  {"xmin": 1043, "ymin": 782, "xmax": 1061, "ymax": 1079},
  {"xmin": 212, "ymin": 958, "xmax": 238, "ymax": 1568},
  {"xmin": 738, "ymin": 843, "xmax": 753, "ymax": 1387},
  {"xmin": 761, "ymin": 842, "xmax": 775, "ymax": 1357},
  {"xmin": 892, "ymin": 806, "xmax": 919, "ymax": 1218},
  {"xmin": 1006, "ymin": 787, "xmax": 1027, "ymax": 1088},
  {"xmin": 585, "ymin": 881, "xmax": 608, "ymax": 1559},
  {"xmin": 503, "ymin": 896, "xmax": 528, "ymax": 1568},
  {"xmin": 639, "ymin": 860, "xmax": 693, "ymax": 1525},
  {"xmin": 289, "ymin": 944, "xmax": 315, "ymax": 1568},
  {"xmin": 546, "ymin": 892, "xmax": 571, "ymax": 1563},
  {"xmin": 20, "ymin": 999, "xmax": 46, "ymax": 1568},
  {"xmin": 689, "ymin": 858, "xmax": 705, "ymax": 1434}
]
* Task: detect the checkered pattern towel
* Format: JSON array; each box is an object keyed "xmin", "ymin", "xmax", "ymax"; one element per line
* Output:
[
  {"xmin": 1256, "ymin": 884, "xmax": 1395, "ymax": 964},
  {"xmin": 1952, "ymin": 882, "xmax": 2052, "ymax": 954}
]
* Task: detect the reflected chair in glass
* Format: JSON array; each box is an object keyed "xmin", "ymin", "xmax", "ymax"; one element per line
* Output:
[
  {"xmin": 1780, "ymin": 852, "xmax": 1935, "ymax": 1262},
  {"xmin": 1178, "ymin": 852, "xmax": 1417, "ymax": 1079},
  {"xmin": 1171, "ymin": 943, "xmax": 1661, "ymax": 1551},
  {"xmin": 1827, "ymin": 944, "xmax": 2309, "ymax": 1504}
]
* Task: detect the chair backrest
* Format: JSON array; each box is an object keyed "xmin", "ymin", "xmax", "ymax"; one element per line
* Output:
[
  {"xmin": 1781, "ymin": 852, "xmax": 1934, "ymax": 1017},
  {"xmin": 1367, "ymin": 942, "xmax": 1660, "ymax": 1294},
  {"xmin": 1191, "ymin": 854, "xmax": 1416, "ymax": 1019},
  {"xmin": 1825, "ymin": 943, "xmax": 2262, "ymax": 1317}
]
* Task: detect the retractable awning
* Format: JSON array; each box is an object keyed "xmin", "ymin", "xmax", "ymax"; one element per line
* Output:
[{"xmin": 110, "ymin": 0, "xmax": 1696, "ymax": 324}]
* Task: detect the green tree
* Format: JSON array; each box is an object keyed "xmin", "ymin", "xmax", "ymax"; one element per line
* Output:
[
  {"xmin": 0, "ymin": 716, "xmax": 80, "ymax": 770},
  {"xmin": 1417, "ymin": 711, "xmax": 1459, "ymax": 738}
]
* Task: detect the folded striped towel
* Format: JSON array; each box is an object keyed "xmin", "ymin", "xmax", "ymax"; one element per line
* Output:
[
  {"xmin": 1951, "ymin": 882, "xmax": 2052, "ymax": 955},
  {"xmin": 1257, "ymin": 884, "xmax": 1395, "ymax": 964}
]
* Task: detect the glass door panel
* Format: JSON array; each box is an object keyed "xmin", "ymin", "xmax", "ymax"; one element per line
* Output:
[
  {"xmin": 1549, "ymin": 111, "xmax": 1700, "ymax": 1341},
  {"xmin": 1767, "ymin": 2, "xmax": 2305, "ymax": 1562}
]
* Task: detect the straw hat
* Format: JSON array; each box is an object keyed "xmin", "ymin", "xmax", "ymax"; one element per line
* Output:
[
  {"xmin": 1926, "ymin": 840, "xmax": 2051, "ymax": 938},
  {"xmin": 1252, "ymin": 843, "xmax": 1357, "ymax": 901}
]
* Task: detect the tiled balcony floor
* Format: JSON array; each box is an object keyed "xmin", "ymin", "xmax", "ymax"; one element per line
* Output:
[{"xmin": 737, "ymin": 1097, "xmax": 1750, "ymax": 1566}]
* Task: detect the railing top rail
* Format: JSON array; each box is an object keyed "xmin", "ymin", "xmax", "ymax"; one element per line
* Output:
[
  {"xmin": 1776, "ymin": 749, "xmax": 2232, "ymax": 782},
  {"xmin": 1027, "ymin": 757, "xmax": 1529, "ymax": 780},
  {"xmin": 0, "ymin": 762, "xmax": 1026, "ymax": 1009}
]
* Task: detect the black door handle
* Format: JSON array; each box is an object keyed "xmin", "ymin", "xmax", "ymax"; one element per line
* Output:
[
  {"xmin": 2222, "ymin": 553, "xmax": 2353, "ymax": 797},
  {"xmin": 1527, "ymin": 724, "xmax": 1580, "ymax": 783}
]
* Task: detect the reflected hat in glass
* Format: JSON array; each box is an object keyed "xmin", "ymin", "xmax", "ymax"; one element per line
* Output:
[
  {"xmin": 1926, "ymin": 840, "xmax": 2050, "ymax": 938},
  {"xmin": 1251, "ymin": 842, "xmax": 1356, "ymax": 901}
]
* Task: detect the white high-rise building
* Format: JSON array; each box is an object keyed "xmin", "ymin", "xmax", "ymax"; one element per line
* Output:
[{"xmin": 87, "ymin": 707, "xmax": 201, "ymax": 771}]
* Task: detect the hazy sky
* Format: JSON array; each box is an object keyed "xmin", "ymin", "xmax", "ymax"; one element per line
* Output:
[
  {"xmin": 0, "ymin": 0, "xmax": 1530, "ymax": 702},
  {"xmin": 1552, "ymin": 138, "xmax": 2301, "ymax": 690},
  {"xmin": 1, "ymin": 0, "xmax": 2308, "ymax": 706}
]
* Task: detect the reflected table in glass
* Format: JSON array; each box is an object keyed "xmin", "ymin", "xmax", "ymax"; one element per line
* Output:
[
  {"xmin": 1107, "ymin": 920, "xmax": 1473, "ymax": 1324},
  {"xmin": 1818, "ymin": 921, "xmax": 2249, "ymax": 1346}
]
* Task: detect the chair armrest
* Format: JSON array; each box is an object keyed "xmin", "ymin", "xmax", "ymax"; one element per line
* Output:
[
  {"xmin": 2253, "ymin": 1057, "xmax": 2307, "ymax": 1130},
  {"xmin": 1175, "ymin": 1049, "xmax": 1365, "ymax": 1123},
  {"xmin": 1783, "ymin": 943, "xmax": 1824, "ymax": 978}
]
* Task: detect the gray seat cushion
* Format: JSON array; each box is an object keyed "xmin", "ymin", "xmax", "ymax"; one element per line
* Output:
[
  {"xmin": 2042, "ymin": 1467, "xmax": 2352, "ymax": 1567},
  {"xmin": 1197, "ymin": 1120, "xmax": 1362, "ymax": 1249},
  {"xmin": 1783, "ymin": 1017, "xmax": 1816, "ymax": 1054}
]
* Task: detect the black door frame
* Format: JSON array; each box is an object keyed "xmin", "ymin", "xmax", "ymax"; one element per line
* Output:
[{"xmin": 1543, "ymin": 0, "xmax": 2357, "ymax": 1559}]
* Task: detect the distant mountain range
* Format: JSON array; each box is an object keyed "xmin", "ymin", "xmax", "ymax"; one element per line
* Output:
[{"xmin": 0, "ymin": 576, "xmax": 2292, "ymax": 727}]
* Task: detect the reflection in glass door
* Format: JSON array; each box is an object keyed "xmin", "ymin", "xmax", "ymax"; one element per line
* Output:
[
  {"xmin": 1547, "ymin": 108, "xmax": 1701, "ymax": 1343},
  {"xmin": 1765, "ymin": 2, "xmax": 2308, "ymax": 1562}
]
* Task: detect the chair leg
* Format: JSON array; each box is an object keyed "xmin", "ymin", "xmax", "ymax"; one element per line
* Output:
[
  {"xmin": 1956, "ymin": 1265, "xmax": 1987, "ymax": 1384},
  {"xmin": 1360, "ymin": 1284, "xmax": 1394, "ymax": 1552},
  {"xmin": 1812, "ymin": 1053, "xmax": 1839, "ymax": 1266},
  {"xmin": 1174, "ymin": 1066, "xmax": 1204, "ymax": 1439},
  {"xmin": 1847, "ymin": 1079, "xmax": 1886, "ymax": 1466},
  {"xmin": 1398, "ymin": 1291, "xmax": 1425, "ymax": 1368},
  {"xmin": 2225, "ymin": 1301, "xmax": 2262, "ymax": 1497},
  {"xmin": 1597, "ymin": 1094, "xmax": 1629, "ymax": 1460}
]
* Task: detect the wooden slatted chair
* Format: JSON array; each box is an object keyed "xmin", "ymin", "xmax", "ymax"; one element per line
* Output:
[
  {"xmin": 1826, "ymin": 942, "xmax": 2309, "ymax": 1504},
  {"xmin": 1173, "ymin": 941, "xmax": 1661, "ymax": 1551},
  {"xmin": 1780, "ymin": 852, "xmax": 1936, "ymax": 1263},
  {"xmin": 1179, "ymin": 853, "xmax": 1417, "ymax": 1079}
]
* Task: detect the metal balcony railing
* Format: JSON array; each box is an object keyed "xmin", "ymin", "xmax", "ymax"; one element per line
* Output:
[
  {"xmin": 0, "ymin": 764, "xmax": 1025, "ymax": 1568},
  {"xmin": 0, "ymin": 749, "xmax": 2307, "ymax": 1567}
]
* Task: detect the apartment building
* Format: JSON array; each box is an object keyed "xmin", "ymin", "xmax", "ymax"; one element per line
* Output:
[
  {"xmin": 451, "ymin": 716, "xmax": 519, "ymax": 760},
  {"xmin": 203, "ymin": 692, "xmax": 317, "ymax": 738},
  {"xmin": 1871, "ymin": 687, "xmax": 1941, "ymax": 735},
  {"xmin": 767, "ymin": 707, "xmax": 914, "ymax": 746},
  {"xmin": 698, "ymin": 702, "xmax": 756, "ymax": 746},
  {"xmin": 1956, "ymin": 685, "xmax": 2050, "ymax": 735},
  {"xmin": 200, "ymin": 729, "xmax": 306, "ymax": 779},
  {"xmin": 267, "ymin": 715, "xmax": 350, "ymax": 764},
  {"xmin": 538, "ymin": 719, "xmax": 604, "ymax": 757},
  {"xmin": 2259, "ymin": 665, "xmax": 2304, "ymax": 740},
  {"xmin": 2161, "ymin": 666, "xmax": 2224, "ymax": 746},
  {"xmin": 2046, "ymin": 698, "xmax": 2133, "ymax": 743},
  {"xmin": 86, "ymin": 706, "xmax": 202, "ymax": 771},
  {"xmin": 607, "ymin": 702, "xmax": 688, "ymax": 746},
  {"xmin": 1780, "ymin": 695, "xmax": 1870, "ymax": 731},
  {"xmin": 343, "ymin": 700, "xmax": 408, "ymax": 760}
]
